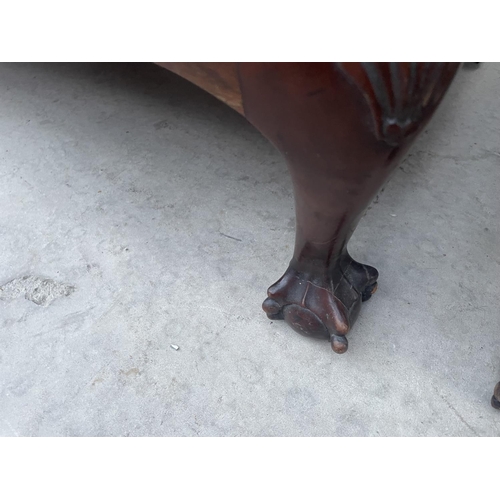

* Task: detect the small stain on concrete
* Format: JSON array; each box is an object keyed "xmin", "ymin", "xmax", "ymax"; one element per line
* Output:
[
  {"xmin": 154, "ymin": 119, "xmax": 170, "ymax": 130},
  {"xmin": 0, "ymin": 275, "xmax": 76, "ymax": 306},
  {"xmin": 120, "ymin": 368, "xmax": 141, "ymax": 377}
]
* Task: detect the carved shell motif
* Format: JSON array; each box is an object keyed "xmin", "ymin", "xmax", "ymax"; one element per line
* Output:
[{"xmin": 336, "ymin": 62, "xmax": 458, "ymax": 146}]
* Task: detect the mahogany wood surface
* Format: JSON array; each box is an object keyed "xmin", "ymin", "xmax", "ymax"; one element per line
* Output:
[
  {"xmin": 492, "ymin": 382, "xmax": 500, "ymax": 409},
  {"xmin": 156, "ymin": 62, "xmax": 461, "ymax": 354}
]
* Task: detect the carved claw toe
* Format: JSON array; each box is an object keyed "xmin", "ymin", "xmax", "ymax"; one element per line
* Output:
[
  {"xmin": 331, "ymin": 334, "xmax": 348, "ymax": 354},
  {"xmin": 362, "ymin": 282, "xmax": 378, "ymax": 302},
  {"xmin": 262, "ymin": 298, "xmax": 284, "ymax": 320}
]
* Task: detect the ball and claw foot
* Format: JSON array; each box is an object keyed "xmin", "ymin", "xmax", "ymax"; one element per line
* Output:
[
  {"xmin": 491, "ymin": 382, "xmax": 500, "ymax": 409},
  {"xmin": 262, "ymin": 253, "xmax": 378, "ymax": 353}
]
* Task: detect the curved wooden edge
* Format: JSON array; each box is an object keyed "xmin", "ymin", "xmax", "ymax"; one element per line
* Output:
[
  {"xmin": 152, "ymin": 62, "xmax": 461, "ymax": 353},
  {"xmin": 154, "ymin": 62, "xmax": 244, "ymax": 115}
]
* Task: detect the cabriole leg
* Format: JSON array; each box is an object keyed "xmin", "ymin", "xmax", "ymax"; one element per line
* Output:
[{"xmin": 239, "ymin": 62, "xmax": 460, "ymax": 352}]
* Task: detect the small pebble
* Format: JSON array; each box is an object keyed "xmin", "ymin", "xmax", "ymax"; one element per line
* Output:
[{"xmin": 170, "ymin": 344, "xmax": 179, "ymax": 351}]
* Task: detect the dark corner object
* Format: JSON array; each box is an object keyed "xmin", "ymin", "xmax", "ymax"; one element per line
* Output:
[{"xmin": 492, "ymin": 383, "xmax": 500, "ymax": 410}]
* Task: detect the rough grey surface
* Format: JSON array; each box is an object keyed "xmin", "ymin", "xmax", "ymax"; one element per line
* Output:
[
  {"xmin": 0, "ymin": 63, "xmax": 498, "ymax": 436},
  {"xmin": 0, "ymin": 275, "xmax": 75, "ymax": 306}
]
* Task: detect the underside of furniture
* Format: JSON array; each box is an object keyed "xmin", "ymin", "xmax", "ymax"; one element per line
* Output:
[{"xmin": 156, "ymin": 62, "xmax": 461, "ymax": 354}]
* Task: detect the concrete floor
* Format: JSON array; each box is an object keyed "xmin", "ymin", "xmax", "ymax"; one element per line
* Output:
[{"xmin": 0, "ymin": 63, "xmax": 498, "ymax": 436}]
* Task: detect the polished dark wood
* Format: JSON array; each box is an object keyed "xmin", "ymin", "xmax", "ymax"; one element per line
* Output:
[
  {"xmin": 492, "ymin": 382, "xmax": 500, "ymax": 409},
  {"xmin": 239, "ymin": 63, "xmax": 460, "ymax": 352},
  {"xmin": 157, "ymin": 62, "xmax": 460, "ymax": 353}
]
